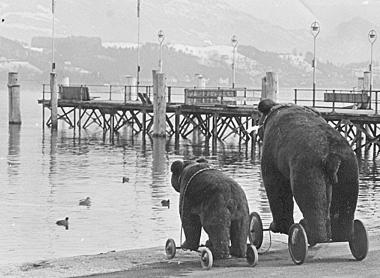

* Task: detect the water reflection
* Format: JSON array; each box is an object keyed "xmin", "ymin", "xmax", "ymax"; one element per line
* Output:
[
  {"xmin": 151, "ymin": 137, "xmax": 171, "ymax": 224},
  {"xmin": 152, "ymin": 137, "xmax": 167, "ymax": 176},
  {"xmin": 1, "ymin": 121, "xmax": 380, "ymax": 265},
  {"xmin": 7, "ymin": 124, "xmax": 21, "ymax": 177}
]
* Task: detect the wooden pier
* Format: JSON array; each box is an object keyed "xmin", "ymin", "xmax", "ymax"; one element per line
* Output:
[{"xmin": 38, "ymin": 84, "xmax": 380, "ymax": 157}]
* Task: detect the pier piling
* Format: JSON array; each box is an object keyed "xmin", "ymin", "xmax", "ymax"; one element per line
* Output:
[
  {"xmin": 7, "ymin": 72, "xmax": 21, "ymax": 125},
  {"xmin": 364, "ymin": 71, "xmax": 371, "ymax": 109},
  {"xmin": 261, "ymin": 72, "xmax": 278, "ymax": 101},
  {"xmin": 152, "ymin": 70, "xmax": 166, "ymax": 137}
]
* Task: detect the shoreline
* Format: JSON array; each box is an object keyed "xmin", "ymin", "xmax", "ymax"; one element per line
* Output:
[{"xmin": 1, "ymin": 232, "xmax": 379, "ymax": 278}]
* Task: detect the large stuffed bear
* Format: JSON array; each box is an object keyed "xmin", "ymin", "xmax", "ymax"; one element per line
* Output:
[
  {"xmin": 170, "ymin": 158, "xmax": 249, "ymax": 259},
  {"xmin": 258, "ymin": 99, "xmax": 359, "ymax": 245}
]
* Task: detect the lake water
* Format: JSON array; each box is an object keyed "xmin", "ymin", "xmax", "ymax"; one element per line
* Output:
[{"xmin": 0, "ymin": 84, "xmax": 379, "ymax": 265}]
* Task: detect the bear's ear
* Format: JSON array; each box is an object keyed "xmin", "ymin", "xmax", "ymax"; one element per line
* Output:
[
  {"xmin": 258, "ymin": 99, "xmax": 277, "ymax": 115},
  {"xmin": 196, "ymin": 157, "xmax": 208, "ymax": 163},
  {"xmin": 171, "ymin": 160, "xmax": 184, "ymax": 174}
]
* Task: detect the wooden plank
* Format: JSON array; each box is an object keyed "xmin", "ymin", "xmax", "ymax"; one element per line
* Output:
[{"xmin": 324, "ymin": 92, "xmax": 369, "ymax": 103}]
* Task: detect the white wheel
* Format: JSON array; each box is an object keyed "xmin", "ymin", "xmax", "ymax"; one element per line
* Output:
[
  {"xmin": 249, "ymin": 212, "xmax": 264, "ymax": 249},
  {"xmin": 200, "ymin": 247, "xmax": 213, "ymax": 270},
  {"xmin": 288, "ymin": 223, "xmax": 308, "ymax": 265},
  {"xmin": 349, "ymin": 219, "xmax": 368, "ymax": 261},
  {"xmin": 165, "ymin": 238, "xmax": 176, "ymax": 259},
  {"xmin": 246, "ymin": 244, "xmax": 258, "ymax": 266}
]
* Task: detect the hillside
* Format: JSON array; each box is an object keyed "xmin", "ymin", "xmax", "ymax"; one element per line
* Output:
[
  {"xmin": 0, "ymin": 0, "xmax": 378, "ymax": 64},
  {"xmin": 0, "ymin": 35, "xmax": 366, "ymax": 89}
]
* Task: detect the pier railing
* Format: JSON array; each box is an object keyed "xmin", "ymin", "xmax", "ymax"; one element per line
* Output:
[
  {"xmin": 42, "ymin": 84, "xmax": 262, "ymax": 106},
  {"xmin": 294, "ymin": 88, "xmax": 380, "ymax": 114},
  {"xmin": 41, "ymin": 84, "xmax": 380, "ymax": 114}
]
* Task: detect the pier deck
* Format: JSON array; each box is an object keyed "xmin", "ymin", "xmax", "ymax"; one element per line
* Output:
[{"xmin": 38, "ymin": 85, "xmax": 380, "ymax": 156}]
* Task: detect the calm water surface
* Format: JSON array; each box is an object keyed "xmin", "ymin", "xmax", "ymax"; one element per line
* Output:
[{"xmin": 0, "ymin": 86, "xmax": 379, "ymax": 265}]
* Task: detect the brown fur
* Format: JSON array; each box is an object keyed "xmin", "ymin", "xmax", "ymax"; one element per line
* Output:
[
  {"xmin": 171, "ymin": 159, "xmax": 249, "ymax": 259},
  {"xmin": 259, "ymin": 99, "xmax": 359, "ymax": 244}
]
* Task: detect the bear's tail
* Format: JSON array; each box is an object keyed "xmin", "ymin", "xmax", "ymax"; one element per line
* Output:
[{"xmin": 324, "ymin": 153, "xmax": 341, "ymax": 184}]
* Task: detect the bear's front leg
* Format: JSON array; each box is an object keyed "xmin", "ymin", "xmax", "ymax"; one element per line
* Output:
[
  {"xmin": 181, "ymin": 212, "xmax": 202, "ymax": 251},
  {"xmin": 262, "ymin": 164, "xmax": 294, "ymax": 235}
]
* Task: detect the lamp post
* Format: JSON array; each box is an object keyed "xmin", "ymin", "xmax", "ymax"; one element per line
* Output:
[
  {"xmin": 51, "ymin": 0, "xmax": 56, "ymax": 72},
  {"xmin": 311, "ymin": 21, "xmax": 320, "ymax": 107},
  {"xmin": 136, "ymin": 0, "xmax": 141, "ymax": 92},
  {"xmin": 50, "ymin": 0, "xmax": 58, "ymax": 130},
  {"xmin": 231, "ymin": 35, "xmax": 238, "ymax": 88},
  {"xmin": 158, "ymin": 30, "xmax": 165, "ymax": 72},
  {"xmin": 368, "ymin": 29, "xmax": 377, "ymax": 98}
]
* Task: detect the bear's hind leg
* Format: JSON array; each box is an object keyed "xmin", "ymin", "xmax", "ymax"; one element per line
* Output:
[{"xmin": 331, "ymin": 169, "xmax": 358, "ymax": 242}]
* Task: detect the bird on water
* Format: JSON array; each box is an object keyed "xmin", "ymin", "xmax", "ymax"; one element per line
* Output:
[
  {"xmin": 79, "ymin": 197, "xmax": 91, "ymax": 206},
  {"xmin": 56, "ymin": 217, "xmax": 69, "ymax": 230},
  {"xmin": 161, "ymin": 199, "xmax": 170, "ymax": 208}
]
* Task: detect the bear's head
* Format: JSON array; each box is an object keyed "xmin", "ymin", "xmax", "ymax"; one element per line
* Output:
[
  {"xmin": 258, "ymin": 98, "xmax": 277, "ymax": 116},
  {"xmin": 170, "ymin": 158, "xmax": 208, "ymax": 192}
]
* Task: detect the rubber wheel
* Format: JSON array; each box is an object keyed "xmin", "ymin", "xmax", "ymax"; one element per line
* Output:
[
  {"xmin": 288, "ymin": 223, "xmax": 308, "ymax": 265},
  {"xmin": 349, "ymin": 219, "xmax": 369, "ymax": 261},
  {"xmin": 248, "ymin": 212, "xmax": 264, "ymax": 249},
  {"xmin": 200, "ymin": 247, "xmax": 213, "ymax": 270},
  {"xmin": 165, "ymin": 238, "xmax": 176, "ymax": 259},
  {"xmin": 246, "ymin": 244, "xmax": 258, "ymax": 267}
]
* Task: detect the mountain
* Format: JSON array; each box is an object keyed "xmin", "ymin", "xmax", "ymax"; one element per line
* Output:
[
  {"xmin": 0, "ymin": 0, "xmax": 377, "ymax": 64},
  {"xmin": 0, "ymin": 35, "xmax": 359, "ymax": 89},
  {"xmin": 0, "ymin": 0, "xmax": 311, "ymax": 51},
  {"xmin": 302, "ymin": 0, "xmax": 380, "ymax": 32},
  {"xmin": 319, "ymin": 17, "xmax": 379, "ymax": 64}
]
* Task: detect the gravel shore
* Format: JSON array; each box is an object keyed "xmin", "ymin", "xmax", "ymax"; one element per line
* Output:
[{"xmin": 1, "ymin": 232, "xmax": 379, "ymax": 278}]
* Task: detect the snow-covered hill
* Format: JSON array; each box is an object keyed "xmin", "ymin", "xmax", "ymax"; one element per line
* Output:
[{"xmin": 1, "ymin": 0, "xmax": 379, "ymax": 64}]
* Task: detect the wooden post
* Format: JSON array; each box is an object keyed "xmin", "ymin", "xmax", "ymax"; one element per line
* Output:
[
  {"xmin": 265, "ymin": 72, "xmax": 278, "ymax": 101},
  {"xmin": 152, "ymin": 70, "xmax": 167, "ymax": 137},
  {"xmin": 357, "ymin": 77, "xmax": 364, "ymax": 90},
  {"xmin": 110, "ymin": 113, "xmax": 114, "ymax": 143},
  {"xmin": 363, "ymin": 71, "xmax": 370, "ymax": 109},
  {"xmin": 152, "ymin": 137, "xmax": 166, "ymax": 174},
  {"xmin": 78, "ymin": 107, "xmax": 82, "ymax": 139},
  {"xmin": 356, "ymin": 129, "xmax": 362, "ymax": 157},
  {"xmin": 8, "ymin": 72, "xmax": 21, "ymax": 125},
  {"xmin": 261, "ymin": 72, "xmax": 278, "ymax": 102},
  {"xmin": 261, "ymin": 76, "xmax": 267, "ymax": 100},
  {"xmin": 142, "ymin": 109, "xmax": 147, "ymax": 135},
  {"xmin": 175, "ymin": 109, "xmax": 180, "ymax": 144},
  {"xmin": 102, "ymin": 113, "xmax": 106, "ymax": 141},
  {"xmin": 212, "ymin": 113, "xmax": 218, "ymax": 153},
  {"xmin": 125, "ymin": 75, "xmax": 135, "ymax": 102},
  {"xmin": 73, "ymin": 106, "xmax": 76, "ymax": 136},
  {"xmin": 50, "ymin": 72, "xmax": 58, "ymax": 129},
  {"xmin": 373, "ymin": 124, "xmax": 377, "ymax": 158},
  {"xmin": 364, "ymin": 71, "xmax": 370, "ymax": 91}
]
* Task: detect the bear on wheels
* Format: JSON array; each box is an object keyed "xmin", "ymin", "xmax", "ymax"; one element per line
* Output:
[
  {"xmin": 258, "ymin": 99, "xmax": 359, "ymax": 246},
  {"xmin": 170, "ymin": 158, "xmax": 249, "ymax": 259}
]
